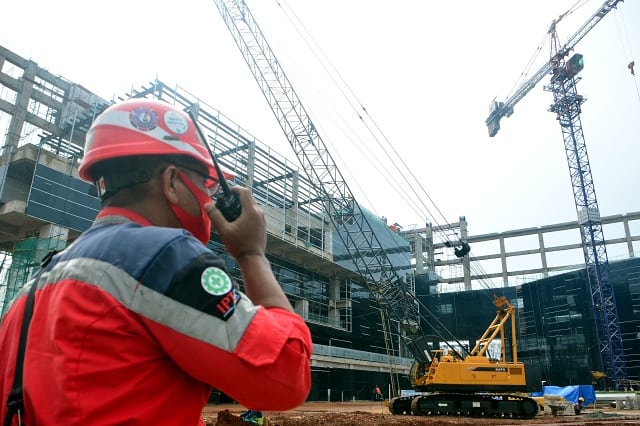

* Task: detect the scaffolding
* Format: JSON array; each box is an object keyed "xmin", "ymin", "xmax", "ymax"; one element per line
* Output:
[{"xmin": 0, "ymin": 234, "xmax": 67, "ymax": 315}]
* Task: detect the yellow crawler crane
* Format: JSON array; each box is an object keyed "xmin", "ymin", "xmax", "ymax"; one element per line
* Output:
[{"xmin": 389, "ymin": 296, "xmax": 538, "ymax": 418}]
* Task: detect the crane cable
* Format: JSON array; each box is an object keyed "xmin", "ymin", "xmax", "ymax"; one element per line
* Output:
[
  {"xmin": 505, "ymin": 32, "xmax": 551, "ymax": 102},
  {"xmin": 268, "ymin": 1, "xmax": 478, "ymax": 350},
  {"xmin": 272, "ymin": 0, "xmax": 465, "ymax": 248},
  {"xmin": 612, "ymin": 0, "xmax": 639, "ymax": 102},
  {"xmin": 267, "ymin": 3, "xmax": 434, "ymax": 242},
  {"xmin": 271, "ymin": 1, "xmax": 522, "ymax": 293},
  {"xmin": 269, "ymin": 2, "xmax": 528, "ymax": 358},
  {"xmin": 260, "ymin": 11, "xmax": 516, "ymax": 363},
  {"xmin": 504, "ymin": 0, "xmax": 589, "ymax": 103}
]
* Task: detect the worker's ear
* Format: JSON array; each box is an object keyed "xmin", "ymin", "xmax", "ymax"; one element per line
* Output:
[{"xmin": 160, "ymin": 165, "xmax": 180, "ymax": 205}]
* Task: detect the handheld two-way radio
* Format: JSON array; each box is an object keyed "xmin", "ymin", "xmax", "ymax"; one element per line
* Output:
[{"xmin": 188, "ymin": 110, "xmax": 241, "ymax": 222}]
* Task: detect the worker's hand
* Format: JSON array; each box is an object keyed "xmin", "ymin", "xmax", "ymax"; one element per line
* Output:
[
  {"xmin": 207, "ymin": 187, "xmax": 267, "ymax": 261},
  {"xmin": 209, "ymin": 187, "xmax": 293, "ymax": 312}
]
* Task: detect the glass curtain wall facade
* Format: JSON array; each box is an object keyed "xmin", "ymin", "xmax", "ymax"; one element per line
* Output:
[
  {"xmin": 416, "ymin": 257, "xmax": 640, "ymax": 390},
  {"xmin": 517, "ymin": 257, "xmax": 640, "ymax": 389}
]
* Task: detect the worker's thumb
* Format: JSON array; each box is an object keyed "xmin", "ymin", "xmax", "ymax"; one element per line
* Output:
[{"xmin": 206, "ymin": 202, "xmax": 225, "ymax": 228}]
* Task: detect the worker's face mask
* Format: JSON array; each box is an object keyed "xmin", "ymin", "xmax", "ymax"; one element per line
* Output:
[{"xmin": 170, "ymin": 169, "xmax": 212, "ymax": 244}]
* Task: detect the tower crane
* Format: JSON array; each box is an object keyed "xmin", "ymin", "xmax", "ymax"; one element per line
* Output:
[
  {"xmin": 210, "ymin": 0, "xmax": 538, "ymax": 418},
  {"xmin": 486, "ymin": 0, "xmax": 627, "ymax": 389}
]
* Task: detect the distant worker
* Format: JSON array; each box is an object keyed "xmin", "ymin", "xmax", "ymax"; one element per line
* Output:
[
  {"xmin": 574, "ymin": 396, "xmax": 585, "ymax": 415},
  {"xmin": 375, "ymin": 385, "xmax": 383, "ymax": 401},
  {"xmin": 0, "ymin": 98, "xmax": 312, "ymax": 425}
]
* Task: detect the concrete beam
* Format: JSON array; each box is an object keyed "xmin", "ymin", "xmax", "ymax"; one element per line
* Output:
[{"xmin": 311, "ymin": 354, "xmax": 410, "ymax": 374}]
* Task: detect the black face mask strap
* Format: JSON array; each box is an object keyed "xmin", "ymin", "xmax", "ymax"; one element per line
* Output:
[{"xmin": 94, "ymin": 168, "xmax": 154, "ymax": 201}]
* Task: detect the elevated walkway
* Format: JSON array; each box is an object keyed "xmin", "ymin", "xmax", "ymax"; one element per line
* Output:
[{"xmin": 312, "ymin": 344, "xmax": 411, "ymax": 374}]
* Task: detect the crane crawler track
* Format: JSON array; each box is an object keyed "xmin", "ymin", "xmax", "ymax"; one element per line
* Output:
[{"xmin": 390, "ymin": 393, "xmax": 539, "ymax": 419}]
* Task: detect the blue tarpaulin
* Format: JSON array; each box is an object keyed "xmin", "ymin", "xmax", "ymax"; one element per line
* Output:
[{"xmin": 531, "ymin": 385, "xmax": 596, "ymax": 405}]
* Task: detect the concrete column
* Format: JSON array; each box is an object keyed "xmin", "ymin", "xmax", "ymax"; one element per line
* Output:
[
  {"xmin": 4, "ymin": 60, "xmax": 37, "ymax": 159},
  {"xmin": 328, "ymin": 276, "xmax": 341, "ymax": 327},
  {"xmin": 425, "ymin": 222, "xmax": 435, "ymax": 273},
  {"xmin": 623, "ymin": 218, "xmax": 635, "ymax": 258},
  {"xmin": 322, "ymin": 192, "xmax": 333, "ymax": 255},
  {"xmin": 459, "ymin": 216, "xmax": 471, "ymax": 291},
  {"xmin": 499, "ymin": 237, "xmax": 508, "ymax": 286},
  {"xmin": 294, "ymin": 299, "xmax": 309, "ymax": 320},
  {"xmin": 538, "ymin": 231, "xmax": 549, "ymax": 278},
  {"xmin": 291, "ymin": 170, "xmax": 299, "ymax": 211},
  {"xmin": 245, "ymin": 139, "xmax": 256, "ymax": 187},
  {"xmin": 414, "ymin": 230, "xmax": 424, "ymax": 275},
  {"xmin": 282, "ymin": 170, "xmax": 299, "ymax": 238}
]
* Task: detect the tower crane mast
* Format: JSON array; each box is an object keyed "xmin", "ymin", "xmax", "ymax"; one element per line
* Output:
[{"xmin": 486, "ymin": 0, "xmax": 627, "ymax": 388}]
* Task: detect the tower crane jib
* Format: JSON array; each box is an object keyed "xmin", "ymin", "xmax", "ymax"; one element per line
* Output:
[{"xmin": 486, "ymin": 0, "xmax": 624, "ymax": 138}]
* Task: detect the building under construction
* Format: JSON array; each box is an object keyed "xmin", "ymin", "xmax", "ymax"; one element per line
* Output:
[{"xmin": 1, "ymin": 45, "xmax": 639, "ymax": 400}]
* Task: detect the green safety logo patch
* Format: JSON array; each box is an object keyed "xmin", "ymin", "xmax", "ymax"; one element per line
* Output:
[{"xmin": 201, "ymin": 267, "xmax": 233, "ymax": 296}]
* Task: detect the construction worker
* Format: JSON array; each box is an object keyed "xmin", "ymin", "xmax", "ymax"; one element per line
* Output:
[
  {"xmin": 375, "ymin": 385, "xmax": 383, "ymax": 401},
  {"xmin": 0, "ymin": 99, "xmax": 312, "ymax": 425},
  {"xmin": 574, "ymin": 396, "xmax": 585, "ymax": 415}
]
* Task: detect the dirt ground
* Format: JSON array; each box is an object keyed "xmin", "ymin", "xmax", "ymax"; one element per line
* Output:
[{"xmin": 201, "ymin": 401, "xmax": 640, "ymax": 425}]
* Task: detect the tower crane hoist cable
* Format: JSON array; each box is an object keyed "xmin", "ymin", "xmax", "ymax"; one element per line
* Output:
[{"xmin": 610, "ymin": 1, "xmax": 639, "ymax": 99}]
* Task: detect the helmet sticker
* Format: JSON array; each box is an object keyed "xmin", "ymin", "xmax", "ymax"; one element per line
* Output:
[
  {"xmin": 201, "ymin": 266, "xmax": 233, "ymax": 296},
  {"xmin": 164, "ymin": 110, "xmax": 189, "ymax": 134},
  {"xmin": 129, "ymin": 108, "xmax": 158, "ymax": 131},
  {"xmin": 96, "ymin": 176, "xmax": 107, "ymax": 197}
]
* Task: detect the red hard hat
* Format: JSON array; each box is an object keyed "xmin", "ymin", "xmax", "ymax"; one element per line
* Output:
[{"xmin": 79, "ymin": 98, "xmax": 232, "ymax": 183}]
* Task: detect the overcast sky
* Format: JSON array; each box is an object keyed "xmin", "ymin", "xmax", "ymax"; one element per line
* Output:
[{"xmin": 1, "ymin": 0, "xmax": 639, "ymax": 267}]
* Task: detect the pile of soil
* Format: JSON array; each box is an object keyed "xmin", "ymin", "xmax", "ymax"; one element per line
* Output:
[
  {"xmin": 208, "ymin": 410, "xmax": 256, "ymax": 426},
  {"xmin": 202, "ymin": 403, "xmax": 640, "ymax": 426},
  {"xmin": 207, "ymin": 410, "xmax": 478, "ymax": 425}
]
